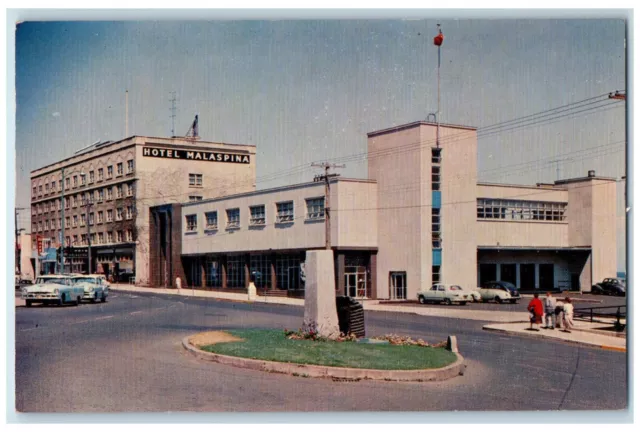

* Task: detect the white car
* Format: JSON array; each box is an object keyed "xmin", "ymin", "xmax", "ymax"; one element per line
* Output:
[
  {"xmin": 22, "ymin": 275, "xmax": 85, "ymax": 307},
  {"xmin": 71, "ymin": 275, "xmax": 109, "ymax": 303},
  {"xmin": 477, "ymin": 281, "xmax": 521, "ymax": 304},
  {"xmin": 417, "ymin": 284, "xmax": 474, "ymax": 305}
]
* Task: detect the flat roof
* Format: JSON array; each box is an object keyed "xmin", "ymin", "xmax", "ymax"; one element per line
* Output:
[
  {"xmin": 554, "ymin": 175, "xmax": 618, "ymax": 185},
  {"xmin": 367, "ymin": 120, "xmax": 477, "ymax": 138},
  {"xmin": 477, "ymin": 181, "xmax": 568, "ymax": 191},
  {"xmin": 31, "ymin": 135, "xmax": 256, "ymax": 176},
  {"xmin": 181, "ymin": 177, "xmax": 376, "ymax": 208},
  {"xmin": 478, "ymin": 246, "xmax": 591, "ymax": 251}
]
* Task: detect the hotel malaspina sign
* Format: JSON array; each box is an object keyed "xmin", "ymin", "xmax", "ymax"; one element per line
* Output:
[{"xmin": 142, "ymin": 146, "xmax": 250, "ymax": 164}]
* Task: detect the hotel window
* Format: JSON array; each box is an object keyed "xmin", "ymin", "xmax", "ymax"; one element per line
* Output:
[
  {"xmin": 85, "ymin": 192, "xmax": 91, "ymax": 205},
  {"xmin": 81, "ymin": 234, "xmax": 87, "ymax": 245},
  {"xmin": 73, "ymin": 235, "xmax": 78, "ymax": 245},
  {"xmin": 250, "ymin": 255, "xmax": 272, "ymax": 289},
  {"xmin": 58, "ymin": 218, "xmax": 62, "ymax": 229},
  {"xmin": 117, "ymin": 231, "xmax": 124, "ymax": 242},
  {"xmin": 45, "ymin": 220, "xmax": 49, "ymax": 230},
  {"xmin": 107, "ymin": 210, "xmax": 113, "ymax": 222},
  {"xmin": 249, "ymin": 205, "xmax": 266, "ymax": 225},
  {"xmin": 107, "ymin": 231, "xmax": 114, "ymax": 243},
  {"xmin": 189, "ymin": 173, "xmax": 203, "ymax": 187},
  {"xmin": 39, "ymin": 185, "xmax": 43, "ymax": 195},
  {"xmin": 97, "ymin": 211, "xmax": 103, "ymax": 223},
  {"xmin": 106, "ymin": 187, "xmax": 113, "ymax": 201},
  {"xmin": 65, "ymin": 178, "xmax": 70, "ymax": 189},
  {"xmin": 117, "ymin": 162, "xmax": 124, "ymax": 176},
  {"xmin": 52, "ymin": 181, "xmax": 56, "ymax": 191},
  {"xmin": 89, "ymin": 212, "xmax": 94, "ymax": 225},
  {"xmin": 38, "ymin": 222, "xmax": 42, "ymax": 232},
  {"xmin": 58, "ymin": 180, "xmax": 62, "ymax": 191},
  {"xmin": 65, "ymin": 217, "xmax": 70, "ymax": 228},
  {"xmin": 186, "ymin": 214, "xmax": 198, "ymax": 232},
  {"xmin": 431, "ymin": 208, "xmax": 441, "ymax": 236},
  {"xmin": 73, "ymin": 215, "xmax": 78, "ymax": 227},
  {"xmin": 432, "ymin": 147, "xmax": 442, "ymax": 164},
  {"xmin": 126, "ymin": 183, "xmax": 135, "ymax": 197},
  {"xmin": 116, "ymin": 208, "xmax": 123, "ymax": 221},
  {"xmin": 276, "ymin": 201, "xmax": 294, "ymax": 223},
  {"xmin": 71, "ymin": 196, "xmax": 77, "ymax": 208},
  {"xmin": 81, "ymin": 214, "xmax": 86, "ymax": 226},
  {"xmin": 56, "ymin": 200, "xmax": 61, "ymax": 210},
  {"xmin": 97, "ymin": 188, "xmax": 104, "ymax": 202},
  {"xmin": 305, "ymin": 197, "xmax": 325, "ymax": 219},
  {"xmin": 205, "ymin": 211, "xmax": 218, "ymax": 230},
  {"xmin": 98, "ymin": 168, "xmax": 104, "ymax": 181},
  {"xmin": 127, "ymin": 160, "xmax": 134, "ymax": 174},
  {"xmin": 189, "ymin": 195, "xmax": 203, "ymax": 202},
  {"xmin": 98, "ymin": 233, "xmax": 104, "ymax": 244},
  {"xmin": 476, "ymin": 199, "xmax": 567, "ymax": 222},
  {"xmin": 81, "ymin": 173, "xmax": 86, "ymax": 186},
  {"xmin": 65, "ymin": 236, "xmax": 70, "ymax": 246},
  {"xmin": 107, "ymin": 165, "xmax": 113, "ymax": 179},
  {"xmin": 432, "ymin": 166, "xmax": 441, "ymax": 191},
  {"xmin": 116, "ymin": 184, "xmax": 123, "ymax": 198},
  {"xmin": 126, "ymin": 205, "xmax": 133, "ymax": 220},
  {"xmin": 32, "ymin": 186, "xmax": 36, "ymax": 196},
  {"xmin": 45, "ymin": 183, "xmax": 50, "ymax": 193},
  {"xmin": 89, "ymin": 171, "xmax": 95, "ymax": 183},
  {"xmin": 226, "ymin": 208, "xmax": 240, "ymax": 228},
  {"xmin": 126, "ymin": 229, "xmax": 133, "ymax": 242},
  {"xmin": 73, "ymin": 176, "xmax": 78, "ymax": 188},
  {"xmin": 90, "ymin": 233, "xmax": 96, "ymax": 245}
]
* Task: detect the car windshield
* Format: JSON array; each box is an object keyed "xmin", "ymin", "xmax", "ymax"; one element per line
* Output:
[
  {"xmin": 36, "ymin": 277, "xmax": 67, "ymax": 285},
  {"xmin": 73, "ymin": 277, "xmax": 98, "ymax": 284},
  {"xmin": 502, "ymin": 282, "xmax": 517, "ymax": 290}
]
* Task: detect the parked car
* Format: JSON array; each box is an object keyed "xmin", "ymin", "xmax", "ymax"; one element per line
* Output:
[
  {"xmin": 71, "ymin": 275, "xmax": 109, "ymax": 303},
  {"xmin": 417, "ymin": 284, "xmax": 474, "ymax": 305},
  {"xmin": 469, "ymin": 289, "xmax": 482, "ymax": 302},
  {"xmin": 591, "ymin": 278, "xmax": 626, "ymax": 296},
  {"xmin": 478, "ymin": 281, "xmax": 521, "ymax": 304},
  {"xmin": 21, "ymin": 275, "xmax": 85, "ymax": 307}
]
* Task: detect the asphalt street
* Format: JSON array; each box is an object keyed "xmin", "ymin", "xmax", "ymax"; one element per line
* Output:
[{"xmin": 14, "ymin": 290, "xmax": 627, "ymax": 413}]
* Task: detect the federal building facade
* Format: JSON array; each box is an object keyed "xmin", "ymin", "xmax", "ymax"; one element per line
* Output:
[
  {"xmin": 158, "ymin": 120, "xmax": 617, "ymax": 299},
  {"xmin": 29, "ymin": 135, "xmax": 255, "ymax": 282}
]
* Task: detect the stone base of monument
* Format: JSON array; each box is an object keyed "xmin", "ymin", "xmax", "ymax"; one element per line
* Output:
[
  {"xmin": 247, "ymin": 282, "xmax": 257, "ymax": 302},
  {"xmin": 302, "ymin": 250, "xmax": 340, "ymax": 339}
]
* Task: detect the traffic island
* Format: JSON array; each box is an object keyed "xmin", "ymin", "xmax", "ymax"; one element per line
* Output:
[{"xmin": 182, "ymin": 329, "xmax": 466, "ymax": 382}]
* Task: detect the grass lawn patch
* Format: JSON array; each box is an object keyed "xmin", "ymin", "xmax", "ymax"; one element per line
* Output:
[{"xmin": 199, "ymin": 329, "xmax": 458, "ymax": 370}]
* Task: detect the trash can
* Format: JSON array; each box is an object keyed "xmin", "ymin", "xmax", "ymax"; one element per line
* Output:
[{"xmin": 336, "ymin": 296, "xmax": 366, "ymax": 338}]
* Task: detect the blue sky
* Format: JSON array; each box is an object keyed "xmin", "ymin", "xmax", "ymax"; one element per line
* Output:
[{"xmin": 14, "ymin": 19, "xmax": 627, "ymax": 269}]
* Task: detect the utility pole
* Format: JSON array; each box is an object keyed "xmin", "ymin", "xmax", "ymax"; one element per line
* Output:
[
  {"xmin": 311, "ymin": 162, "xmax": 345, "ymax": 250},
  {"xmin": 434, "ymin": 24, "xmax": 444, "ymax": 148},
  {"xmin": 84, "ymin": 200, "xmax": 93, "ymax": 274},
  {"xmin": 15, "ymin": 207, "xmax": 26, "ymax": 275}
]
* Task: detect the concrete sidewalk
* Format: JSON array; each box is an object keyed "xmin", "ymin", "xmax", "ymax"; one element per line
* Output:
[{"xmin": 483, "ymin": 321, "xmax": 626, "ymax": 351}]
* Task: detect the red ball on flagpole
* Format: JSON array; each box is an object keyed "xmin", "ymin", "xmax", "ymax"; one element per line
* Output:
[{"xmin": 434, "ymin": 32, "xmax": 444, "ymax": 46}]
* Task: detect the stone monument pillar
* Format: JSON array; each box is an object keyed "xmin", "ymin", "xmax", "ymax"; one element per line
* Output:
[{"xmin": 303, "ymin": 250, "xmax": 340, "ymax": 339}]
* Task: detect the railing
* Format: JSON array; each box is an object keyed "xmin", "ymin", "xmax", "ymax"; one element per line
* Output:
[{"xmin": 573, "ymin": 305, "xmax": 626, "ymax": 331}]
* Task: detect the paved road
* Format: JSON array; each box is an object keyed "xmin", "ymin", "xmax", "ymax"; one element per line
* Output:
[{"xmin": 14, "ymin": 291, "xmax": 627, "ymax": 413}]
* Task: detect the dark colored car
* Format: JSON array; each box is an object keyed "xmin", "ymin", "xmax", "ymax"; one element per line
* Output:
[{"xmin": 591, "ymin": 278, "xmax": 626, "ymax": 296}]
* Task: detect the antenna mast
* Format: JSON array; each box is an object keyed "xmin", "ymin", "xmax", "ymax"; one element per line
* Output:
[{"xmin": 169, "ymin": 91, "xmax": 177, "ymax": 137}]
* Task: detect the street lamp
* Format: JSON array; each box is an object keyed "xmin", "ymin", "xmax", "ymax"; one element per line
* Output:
[{"xmin": 60, "ymin": 168, "xmax": 85, "ymax": 274}]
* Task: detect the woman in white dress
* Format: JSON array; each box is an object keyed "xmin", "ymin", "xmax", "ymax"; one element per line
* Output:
[{"xmin": 562, "ymin": 297, "xmax": 574, "ymax": 333}]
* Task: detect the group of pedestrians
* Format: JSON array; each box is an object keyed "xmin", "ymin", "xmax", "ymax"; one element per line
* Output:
[{"xmin": 527, "ymin": 292, "xmax": 574, "ymax": 332}]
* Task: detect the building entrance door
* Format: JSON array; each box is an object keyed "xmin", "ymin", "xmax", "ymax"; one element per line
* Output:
[
  {"xmin": 520, "ymin": 264, "xmax": 535, "ymax": 290},
  {"xmin": 389, "ymin": 272, "xmax": 407, "ymax": 299},
  {"xmin": 539, "ymin": 264, "xmax": 554, "ymax": 290},
  {"xmin": 345, "ymin": 273, "xmax": 357, "ymax": 297}
]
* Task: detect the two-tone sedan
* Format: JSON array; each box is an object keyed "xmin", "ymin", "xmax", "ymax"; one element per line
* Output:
[
  {"xmin": 417, "ymin": 284, "xmax": 474, "ymax": 306},
  {"xmin": 478, "ymin": 281, "xmax": 521, "ymax": 304},
  {"xmin": 72, "ymin": 275, "xmax": 109, "ymax": 303},
  {"xmin": 21, "ymin": 275, "xmax": 85, "ymax": 307}
]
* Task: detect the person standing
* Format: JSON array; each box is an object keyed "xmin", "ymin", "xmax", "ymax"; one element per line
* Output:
[
  {"xmin": 544, "ymin": 292, "xmax": 557, "ymax": 330},
  {"xmin": 562, "ymin": 297, "xmax": 574, "ymax": 333},
  {"xmin": 527, "ymin": 293, "xmax": 544, "ymax": 331}
]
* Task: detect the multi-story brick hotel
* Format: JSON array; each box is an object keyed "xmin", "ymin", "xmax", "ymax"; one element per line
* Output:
[{"xmin": 30, "ymin": 134, "xmax": 256, "ymax": 283}]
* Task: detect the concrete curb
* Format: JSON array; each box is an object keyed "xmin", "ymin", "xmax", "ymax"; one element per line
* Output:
[
  {"xmin": 182, "ymin": 336, "xmax": 466, "ymax": 382},
  {"xmin": 482, "ymin": 326, "xmax": 627, "ymax": 352}
]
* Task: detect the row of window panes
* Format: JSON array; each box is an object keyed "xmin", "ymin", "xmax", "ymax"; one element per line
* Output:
[
  {"xmin": 477, "ymin": 198, "xmax": 567, "ymax": 221},
  {"xmin": 31, "ymin": 161, "xmax": 134, "ymax": 197},
  {"xmin": 61, "ymin": 229, "xmax": 133, "ymax": 246},
  {"xmin": 34, "ymin": 207, "xmax": 133, "ymax": 232},
  {"xmin": 201, "ymin": 254, "xmax": 302, "ymax": 290},
  {"xmin": 34, "ymin": 183, "xmax": 134, "ymax": 211},
  {"xmin": 185, "ymin": 198, "xmax": 325, "ymax": 232},
  {"xmin": 189, "ymin": 173, "xmax": 203, "ymax": 187}
]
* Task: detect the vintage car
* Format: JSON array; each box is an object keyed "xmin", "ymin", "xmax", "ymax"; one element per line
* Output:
[
  {"xmin": 417, "ymin": 284, "xmax": 474, "ymax": 305},
  {"xmin": 478, "ymin": 281, "xmax": 521, "ymax": 304},
  {"xmin": 71, "ymin": 275, "xmax": 109, "ymax": 303},
  {"xmin": 21, "ymin": 275, "xmax": 85, "ymax": 307},
  {"xmin": 591, "ymin": 278, "xmax": 626, "ymax": 296}
]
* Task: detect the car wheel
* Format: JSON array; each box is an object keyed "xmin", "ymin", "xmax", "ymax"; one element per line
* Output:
[
  {"xmin": 101, "ymin": 294, "xmax": 107, "ymax": 303},
  {"xmin": 74, "ymin": 296, "xmax": 81, "ymax": 306},
  {"xmin": 495, "ymin": 296, "xmax": 502, "ymax": 304},
  {"xmin": 510, "ymin": 299, "xmax": 517, "ymax": 304},
  {"xmin": 418, "ymin": 295, "xmax": 426, "ymax": 304},
  {"xmin": 25, "ymin": 300, "xmax": 32, "ymax": 307},
  {"xmin": 59, "ymin": 294, "xmax": 66, "ymax": 306},
  {"xmin": 444, "ymin": 298, "xmax": 452, "ymax": 305},
  {"xmin": 91, "ymin": 293, "xmax": 97, "ymax": 303}
]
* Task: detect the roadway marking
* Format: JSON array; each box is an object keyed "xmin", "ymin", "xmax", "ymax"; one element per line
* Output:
[
  {"xmin": 94, "ymin": 315, "xmax": 114, "ymax": 321},
  {"xmin": 129, "ymin": 311, "xmax": 144, "ymax": 315},
  {"xmin": 19, "ymin": 327, "xmax": 41, "ymax": 332}
]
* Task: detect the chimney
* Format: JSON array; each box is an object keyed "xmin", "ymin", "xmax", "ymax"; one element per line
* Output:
[{"xmin": 588, "ymin": 170, "xmax": 596, "ymax": 178}]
